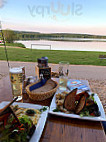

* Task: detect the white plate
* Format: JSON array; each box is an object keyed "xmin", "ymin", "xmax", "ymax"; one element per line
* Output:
[
  {"xmin": 0, "ymin": 101, "xmax": 49, "ymax": 142},
  {"xmin": 49, "ymin": 93, "xmax": 106, "ymax": 121}
]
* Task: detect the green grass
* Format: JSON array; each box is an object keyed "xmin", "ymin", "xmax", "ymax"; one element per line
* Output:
[
  {"xmin": 0, "ymin": 42, "xmax": 26, "ymax": 48},
  {"xmin": 0, "ymin": 47, "xmax": 106, "ymax": 66}
]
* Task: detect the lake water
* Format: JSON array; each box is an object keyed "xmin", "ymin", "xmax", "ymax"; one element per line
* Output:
[{"xmin": 17, "ymin": 39, "xmax": 106, "ymax": 52}]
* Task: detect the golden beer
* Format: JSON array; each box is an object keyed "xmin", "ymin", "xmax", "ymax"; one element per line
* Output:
[{"xmin": 9, "ymin": 67, "xmax": 23, "ymax": 101}]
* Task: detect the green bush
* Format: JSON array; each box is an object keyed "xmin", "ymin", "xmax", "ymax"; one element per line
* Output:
[{"xmin": 0, "ymin": 42, "xmax": 26, "ymax": 48}]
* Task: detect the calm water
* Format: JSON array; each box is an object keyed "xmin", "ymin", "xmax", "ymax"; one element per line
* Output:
[{"xmin": 17, "ymin": 39, "xmax": 106, "ymax": 52}]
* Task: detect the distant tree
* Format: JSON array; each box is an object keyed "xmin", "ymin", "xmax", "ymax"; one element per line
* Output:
[{"xmin": 3, "ymin": 29, "xmax": 16, "ymax": 43}]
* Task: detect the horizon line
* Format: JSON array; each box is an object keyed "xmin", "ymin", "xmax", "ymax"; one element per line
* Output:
[{"xmin": 2, "ymin": 28, "xmax": 106, "ymax": 37}]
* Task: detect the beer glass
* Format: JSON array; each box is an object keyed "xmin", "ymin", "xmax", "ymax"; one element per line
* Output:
[
  {"xmin": 59, "ymin": 61, "xmax": 69, "ymax": 90},
  {"xmin": 9, "ymin": 67, "xmax": 23, "ymax": 101}
]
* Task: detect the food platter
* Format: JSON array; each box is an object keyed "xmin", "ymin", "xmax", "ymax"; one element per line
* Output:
[
  {"xmin": 0, "ymin": 101, "xmax": 49, "ymax": 142},
  {"xmin": 49, "ymin": 92, "xmax": 106, "ymax": 121}
]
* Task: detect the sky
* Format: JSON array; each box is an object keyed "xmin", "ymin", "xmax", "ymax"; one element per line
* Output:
[{"xmin": 0, "ymin": 0, "xmax": 106, "ymax": 35}]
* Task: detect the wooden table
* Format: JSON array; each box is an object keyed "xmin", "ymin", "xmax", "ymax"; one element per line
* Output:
[{"xmin": 0, "ymin": 76, "xmax": 106, "ymax": 142}]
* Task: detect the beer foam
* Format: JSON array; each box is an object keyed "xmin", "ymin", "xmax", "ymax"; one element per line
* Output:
[{"xmin": 9, "ymin": 67, "xmax": 22, "ymax": 74}]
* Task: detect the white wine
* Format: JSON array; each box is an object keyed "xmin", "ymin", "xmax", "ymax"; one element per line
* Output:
[
  {"xmin": 59, "ymin": 76, "xmax": 68, "ymax": 90},
  {"xmin": 9, "ymin": 68, "xmax": 23, "ymax": 101},
  {"xmin": 59, "ymin": 61, "xmax": 69, "ymax": 91}
]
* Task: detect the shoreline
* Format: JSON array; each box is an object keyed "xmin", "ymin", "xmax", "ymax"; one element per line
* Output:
[{"xmin": 17, "ymin": 40, "xmax": 106, "ymax": 52}]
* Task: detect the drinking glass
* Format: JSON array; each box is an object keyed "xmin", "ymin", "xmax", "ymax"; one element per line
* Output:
[
  {"xmin": 9, "ymin": 67, "xmax": 24, "ymax": 101},
  {"xmin": 59, "ymin": 61, "xmax": 69, "ymax": 90}
]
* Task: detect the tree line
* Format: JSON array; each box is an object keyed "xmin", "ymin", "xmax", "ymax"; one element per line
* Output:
[{"xmin": 0, "ymin": 29, "xmax": 106, "ymax": 43}]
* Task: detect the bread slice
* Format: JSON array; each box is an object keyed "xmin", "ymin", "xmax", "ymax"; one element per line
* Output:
[
  {"xmin": 75, "ymin": 95, "xmax": 86, "ymax": 114},
  {"xmin": 75, "ymin": 91, "xmax": 89, "ymax": 101},
  {"xmin": 64, "ymin": 88, "xmax": 77, "ymax": 111},
  {"xmin": 31, "ymin": 79, "xmax": 56, "ymax": 93}
]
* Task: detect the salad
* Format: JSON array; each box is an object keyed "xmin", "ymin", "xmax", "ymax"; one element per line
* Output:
[
  {"xmin": 0, "ymin": 105, "xmax": 47, "ymax": 142},
  {"xmin": 54, "ymin": 89, "xmax": 101, "ymax": 117}
]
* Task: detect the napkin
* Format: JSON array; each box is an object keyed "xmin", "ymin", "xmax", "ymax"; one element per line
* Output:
[{"xmin": 29, "ymin": 79, "xmax": 47, "ymax": 91}]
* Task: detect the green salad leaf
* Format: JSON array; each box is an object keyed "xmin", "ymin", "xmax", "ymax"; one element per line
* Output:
[
  {"xmin": 39, "ymin": 107, "xmax": 47, "ymax": 112},
  {"xmin": 53, "ymin": 108, "xmax": 60, "ymax": 112}
]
